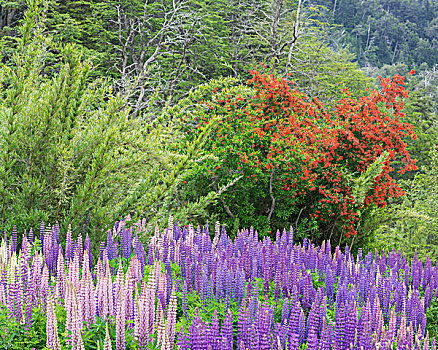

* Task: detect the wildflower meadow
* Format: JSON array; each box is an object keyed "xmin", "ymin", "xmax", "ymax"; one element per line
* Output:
[{"xmin": 0, "ymin": 216, "xmax": 437, "ymax": 349}]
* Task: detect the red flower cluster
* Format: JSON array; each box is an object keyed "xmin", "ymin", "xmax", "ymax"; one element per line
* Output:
[{"xmin": 180, "ymin": 70, "xmax": 417, "ymax": 237}]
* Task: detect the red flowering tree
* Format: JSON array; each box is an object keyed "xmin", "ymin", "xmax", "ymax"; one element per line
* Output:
[{"xmin": 178, "ymin": 70, "xmax": 417, "ymax": 239}]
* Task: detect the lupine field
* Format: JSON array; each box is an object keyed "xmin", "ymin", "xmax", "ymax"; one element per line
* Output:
[{"xmin": 1, "ymin": 217, "xmax": 438, "ymax": 349}]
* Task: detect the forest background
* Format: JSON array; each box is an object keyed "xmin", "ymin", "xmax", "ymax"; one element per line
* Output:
[{"xmin": 1, "ymin": 0, "xmax": 438, "ymax": 261}]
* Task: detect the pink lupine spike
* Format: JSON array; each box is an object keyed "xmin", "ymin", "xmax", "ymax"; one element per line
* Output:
[
  {"xmin": 104, "ymin": 322, "xmax": 113, "ymax": 350},
  {"xmin": 40, "ymin": 264, "xmax": 49, "ymax": 310},
  {"xmin": 124, "ymin": 265, "xmax": 135, "ymax": 325},
  {"xmin": 134, "ymin": 288, "xmax": 140, "ymax": 341},
  {"xmin": 95, "ymin": 257, "xmax": 104, "ymax": 281},
  {"xmin": 155, "ymin": 296, "xmax": 163, "ymax": 334},
  {"xmin": 113, "ymin": 262, "xmax": 124, "ymax": 315},
  {"xmin": 46, "ymin": 291, "xmax": 61, "ymax": 350},
  {"xmin": 116, "ymin": 288, "xmax": 126, "ymax": 350},
  {"xmin": 78, "ymin": 332, "xmax": 85, "ymax": 350},
  {"xmin": 73, "ymin": 283, "xmax": 84, "ymax": 349},
  {"xmin": 146, "ymin": 268, "xmax": 156, "ymax": 335},
  {"xmin": 398, "ymin": 314, "xmax": 407, "ymax": 348},
  {"xmin": 69, "ymin": 252, "xmax": 80, "ymax": 291},
  {"xmin": 64, "ymin": 282, "xmax": 73, "ymax": 348},
  {"xmin": 387, "ymin": 309, "xmax": 396, "ymax": 342},
  {"xmin": 103, "ymin": 265, "xmax": 114, "ymax": 318},
  {"xmin": 423, "ymin": 331, "xmax": 430, "ymax": 350},
  {"xmin": 78, "ymin": 274, "xmax": 86, "ymax": 328},
  {"xmin": 82, "ymin": 264, "xmax": 96, "ymax": 326},
  {"xmin": 56, "ymin": 248, "xmax": 65, "ymax": 302},
  {"xmin": 82, "ymin": 249, "xmax": 90, "ymax": 277},
  {"xmin": 156, "ymin": 307, "xmax": 166, "ymax": 349},
  {"xmin": 165, "ymin": 287, "xmax": 178, "ymax": 346}
]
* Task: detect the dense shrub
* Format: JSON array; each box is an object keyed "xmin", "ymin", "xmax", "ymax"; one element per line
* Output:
[
  {"xmin": 177, "ymin": 69, "xmax": 417, "ymax": 241},
  {"xmin": 367, "ymin": 146, "xmax": 438, "ymax": 262},
  {"xmin": 0, "ymin": 0, "xmax": 219, "ymax": 244}
]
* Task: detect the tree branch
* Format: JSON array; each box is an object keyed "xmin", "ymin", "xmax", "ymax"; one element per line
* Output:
[{"xmin": 267, "ymin": 168, "xmax": 276, "ymax": 222}]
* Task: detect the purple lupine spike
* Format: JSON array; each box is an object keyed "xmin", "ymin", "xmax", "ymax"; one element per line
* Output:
[
  {"xmin": 325, "ymin": 266, "xmax": 334, "ymax": 303},
  {"xmin": 298, "ymin": 309, "xmax": 306, "ymax": 344},
  {"xmin": 25, "ymin": 263, "xmax": 34, "ymax": 332},
  {"xmin": 344, "ymin": 302, "xmax": 357, "ymax": 348},
  {"xmin": 274, "ymin": 260, "xmax": 282, "ymax": 300},
  {"xmin": 85, "ymin": 234, "xmax": 92, "ymax": 271},
  {"xmin": 288, "ymin": 332, "xmax": 299, "ymax": 350},
  {"xmin": 319, "ymin": 318, "xmax": 332, "ymax": 350},
  {"xmin": 221, "ymin": 309, "xmax": 233, "ymax": 350},
  {"xmin": 28, "ymin": 228, "xmax": 33, "ymax": 244},
  {"xmin": 334, "ymin": 304, "xmax": 345, "ymax": 349},
  {"xmin": 237, "ymin": 305, "xmax": 249, "ymax": 348},
  {"xmin": 249, "ymin": 322, "xmax": 259, "ymax": 350},
  {"xmin": 307, "ymin": 327, "xmax": 318, "ymax": 350},
  {"xmin": 13, "ymin": 268, "xmax": 22, "ymax": 323},
  {"xmin": 306, "ymin": 292, "xmax": 321, "ymax": 336},
  {"xmin": 209, "ymin": 309, "xmax": 220, "ymax": 350},
  {"xmin": 11, "ymin": 225, "xmax": 17, "ymax": 254}
]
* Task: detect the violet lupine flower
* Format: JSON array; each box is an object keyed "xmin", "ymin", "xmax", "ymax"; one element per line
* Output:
[
  {"xmin": 220, "ymin": 309, "xmax": 233, "ymax": 350},
  {"xmin": 40, "ymin": 221, "xmax": 45, "ymax": 254},
  {"xmin": 318, "ymin": 318, "xmax": 332, "ymax": 350},
  {"xmin": 237, "ymin": 305, "xmax": 249, "ymax": 348},
  {"xmin": 28, "ymin": 228, "xmax": 33, "ymax": 245},
  {"xmin": 85, "ymin": 234, "xmax": 92, "ymax": 271},
  {"xmin": 287, "ymin": 332, "xmax": 299, "ymax": 350},
  {"xmin": 11, "ymin": 225, "xmax": 17, "ymax": 255},
  {"xmin": 25, "ymin": 264, "xmax": 34, "ymax": 332},
  {"xmin": 210, "ymin": 309, "xmax": 220, "ymax": 350},
  {"xmin": 307, "ymin": 327, "xmax": 318, "ymax": 350},
  {"xmin": 13, "ymin": 268, "xmax": 22, "ymax": 324}
]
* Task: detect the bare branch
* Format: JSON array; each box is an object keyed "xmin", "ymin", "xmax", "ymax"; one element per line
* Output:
[{"xmin": 267, "ymin": 168, "xmax": 276, "ymax": 222}]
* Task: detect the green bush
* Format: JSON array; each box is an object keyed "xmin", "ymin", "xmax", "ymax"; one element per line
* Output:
[
  {"xmin": 366, "ymin": 146, "xmax": 438, "ymax": 262},
  {"xmin": 0, "ymin": 0, "xmax": 219, "ymax": 245}
]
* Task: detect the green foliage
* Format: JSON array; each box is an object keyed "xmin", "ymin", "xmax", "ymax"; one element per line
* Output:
[
  {"xmin": 427, "ymin": 298, "xmax": 438, "ymax": 340},
  {"xmin": 176, "ymin": 69, "xmax": 415, "ymax": 241},
  {"xmin": 0, "ymin": 305, "xmax": 47, "ymax": 349},
  {"xmin": 310, "ymin": 0, "xmax": 438, "ymax": 68},
  {"xmin": 0, "ymin": 0, "xmax": 220, "ymax": 245},
  {"xmin": 367, "ymin": 146, "xmax": 438, "ymax": 262}
]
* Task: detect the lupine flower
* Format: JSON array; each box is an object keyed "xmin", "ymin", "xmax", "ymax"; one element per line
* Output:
[
  {"xmin": 116, "ymin": 287, "xmax": 126, "ymax": 350},
  {"xmin": 103, "ymin": 321, "xmax": 113, "ymax": 350},
  {"xmin": 46, "ymin": 291, "xmax": 61, "ymax": 350},
  {"xmin": 0, "ymin": 219, "xmax": 437, "ymax": 349}
]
